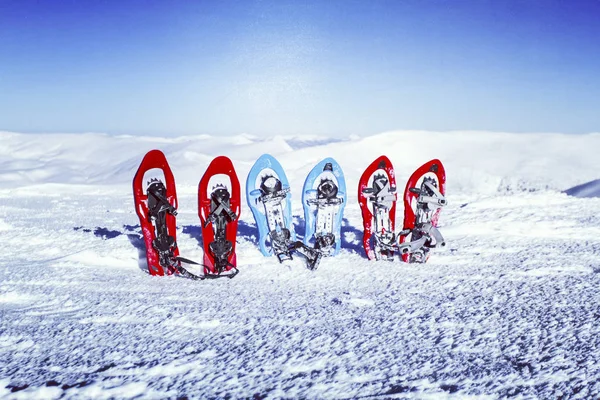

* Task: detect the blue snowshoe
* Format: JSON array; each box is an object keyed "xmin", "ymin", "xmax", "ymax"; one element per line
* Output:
[
  {"xmin": 247, "ymin": 154, "xmax": 321, "ymax": 269},
  {"xmin": 302, "ymin": 158, "xmax": 347, "ymax": 257}
]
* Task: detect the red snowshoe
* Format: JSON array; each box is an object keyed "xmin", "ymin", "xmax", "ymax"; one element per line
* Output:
[
  {"xmin": 398, "ymin": 159, "xmax": 447, "ymax": 263},
  {"xmin": 133, "ymin": 150, "xmax": 180, "ymax": 276},
  {"xmin": 198, "ymin": 156, "xmax": 240, "ymax": 278},
  {"xmin": 358, "ymin": 155, "xmax": 397, "ymax": 260}
]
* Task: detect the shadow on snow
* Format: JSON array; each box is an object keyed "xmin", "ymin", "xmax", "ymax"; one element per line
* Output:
[
  {"xmin": 72, "ymin": 214, "xmax": 368, "ymax": 271},
  {"xmin": 564, "ymin": 178, "xmax": 600, "ymax": 198}
]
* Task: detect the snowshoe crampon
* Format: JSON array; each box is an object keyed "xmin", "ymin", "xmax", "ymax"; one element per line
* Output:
[
  {"xmin": 303, "ymin": 158, "xmax": 346, "ymax": 258},
  {"xmin": 399, "ymin": 159, "xmax": 447, "ymax": 263},
  {"xmin": 133, "ymin": 149, "xmax": 180, "ymax": 276},
  {"xmin": 199, "ymin": 156, "xmax": 241, "ymax": 278},
  {"xmin": 358, "ymin": 155, "xmax": 397, "ymax": 260}
]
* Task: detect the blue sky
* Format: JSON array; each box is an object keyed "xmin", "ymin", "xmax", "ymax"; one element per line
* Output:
[{"xmin": 1, "ymin": 0, "xmax": 599, "ymax": 137}]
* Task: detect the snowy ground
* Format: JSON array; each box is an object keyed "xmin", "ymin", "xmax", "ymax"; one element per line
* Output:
[{"xmin": 1, "ymin": 130, "xmax": 600, "ymax": 399}]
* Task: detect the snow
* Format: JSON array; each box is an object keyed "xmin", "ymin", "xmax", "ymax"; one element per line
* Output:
[{"xmin": 1, "ymin": 130, "xmax": 600, "ymax": 398}]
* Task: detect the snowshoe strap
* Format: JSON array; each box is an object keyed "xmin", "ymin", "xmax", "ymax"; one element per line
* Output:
[
  {"xmin": 176, "ymin": 256, "xmax": 201, "ymax": 265},
  {"xmin": 418, "ymin": 194, "xmax": 447, "ymax": 207},
  {"xmin": 363, "ymin": 185, "xmax": 396, "ymax": 205},
  {"xmin": 147, "ymin": 184, "xmax": 177, "ymax": 216},
  {"xmin": 276, "ymin": 251, "xmax": 293, "ymax": 263},
  {"xmin": 307, "ymin": 197, "xmax": 343, "ymax": 206},
  {"xmin": 421, "ymin": 223, "xmax": 446, "ymax": 248},
  {"xmin": 172, "ymin": 260, "xmax": 205, "ymax": 280},
  {"xmin": 210, "ymin": 239, "xmax": 235, "ymax": 273},
  {"xmin": 369, "ymin": 193, "xmax": 397, "ymax": 204},
  {"xmin": 397, "ymin": 236, "xmax": 428, "ymax": 255},
  {"xmin": 412, "ymin": 181, "xmax": 446, "ymax": 207},
  {"xmin": 201, "ymin": 265, "xmax": 239, "ymax": 279},
  {"xmin": 374, "ymin": 231, "xmax": 397, "ymax": 251},
  {"xmin": 314, "ymin": 233, "xmax": 335, "ymax": 255},
  {"xmin": 396, "ymin": 223, "xmax": 445, "ymax": 254},
  {"xmin": 259, "ymin": 187, "xmax": 290, "ymax": 204},
  {"xmin": 174, "ymin": 256, "xmax": 239, "ymax": 280},
  {"xmin": 203, "ymin": 202, "xmax": 238, "ymax": 228},
  {"xmin": 289, "ymin": 241, "xmax": 322, "ymax": 271},
  {"xmin": 270, "ymin": 228, "xmax": 293, "ymax": 261},
  {"xmin": 268, "ymin": 226, "xmax": 322, "ymax": 270}
]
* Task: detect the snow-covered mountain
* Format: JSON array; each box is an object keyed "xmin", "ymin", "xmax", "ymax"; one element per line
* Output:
[{"xmin": 1, "ymin": 130, "xmax": 600, "ymax": 399}]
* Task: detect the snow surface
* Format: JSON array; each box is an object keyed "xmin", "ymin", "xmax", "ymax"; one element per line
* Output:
[{"xmin": 1, "ymin": 130, "xmax": 600, "ymax": 399}]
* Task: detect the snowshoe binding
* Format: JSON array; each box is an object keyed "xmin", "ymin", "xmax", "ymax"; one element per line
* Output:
[
  {"xmin": 147, "ymin": 179, "xmax": 180, "ymax": 273},
  {"xmin": 303, "ymin": 158, "xmax": 347, "ymax": 260}
]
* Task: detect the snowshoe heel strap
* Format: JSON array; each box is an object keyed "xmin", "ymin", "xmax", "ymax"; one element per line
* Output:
[
  {"xmin": 374, "ymin": 232, "xmax": 396, "ymax": 251},
  {"xmin": 289, "ymin": 241, "xmax": 322, "ymax": 270},
  {"xmin": 315, "ymin": 233, "xmax": 335, "ymax": 253},
  {"xmin": 397, "ymin": 236, "xmax": 428, "ymax": 255},
  {"xmin": 421, "ymin": 223, "xmax": 445, "ymax": 248},
  {"xmin": 269, "ymin": 228, "xmax": 293, "ymax": 262},
  {"xmin": 152, "ymin": 235, "xmax": 176, "ymax": 252},
  {"xmin": 276, "ymin": 252, "xmax": 293, "ymax": 263},
  {"xmin": 210, "ymin": 240, "xmax": 233, "ymax": 268}
]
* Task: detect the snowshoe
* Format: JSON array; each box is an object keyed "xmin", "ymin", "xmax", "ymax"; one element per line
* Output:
[
  {"xmin": 133, "ymin": 150, "xmax": 181, "ymax": 276},
  {"xmin": 303, "ymin": 158, "xmax": 346, "ymax": 258},
  {"xmin": 398, "ymin": 159, "xmax": 447, "ymax": 263},
  {"xmin": 358, "ymin": 155, "xmax": 397, "ymax": 260},
  {"xmin": 247, "ymin": 154, "xmax": 321, "ymax": 270},
  {"xmin": 198, "ymin": 156, "xmax": 241, "ymax": 278}
]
